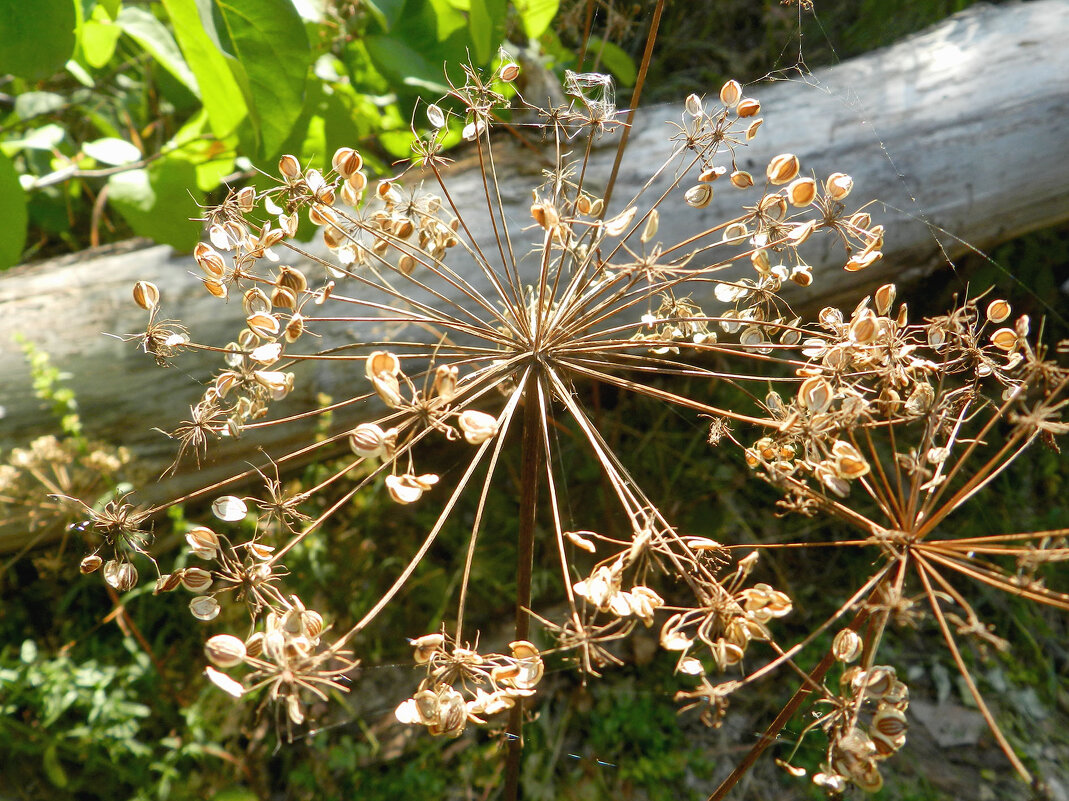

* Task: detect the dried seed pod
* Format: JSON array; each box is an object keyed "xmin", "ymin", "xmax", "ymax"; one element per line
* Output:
[
  {"xmin": 366, "ymin": 350, "xmax": 402, "ymax": 379},
  {"xmin": 745, "ymin": 117, "xmax": 763, "ymax": 140},
  {"xmin": 80, "ymin": 554, "xmax": 103, "ymax": 574},
  {"xmin": 205, "ymin": 634, "xmax": 247, "ymax": 668},
  {"xmin": 186, "ymin": 526, "xmax": 220, "ymax": 559},
  {"xmin": 871, "ymin": 705, "xmax": 908, "ymax": 738},
  {"xmin": 790, "ymin": 264, "xmax": 813, "ymax": 287},
  {"xmin": 194, "ymin": 243, "xmax": 226, "ymax": 278},
  {"xmin": 565, "ymin": 531, "xmax": 596, "ymax": 552},
  {"xmin": 640, "ymin": 210, "xmax": 659, "ymax": 243},
  {"xmin": 729, "ymin": 170, "xmax": 754, "ymax": 189},
  {"xmin": 426, "ymin": 103, "xmax": 446, "ymax": 129},
  {"xmin": 719, "ymin": 79, "xmax": 742, "ymax": 107},
  {"xmin": 684, "ymin": 184, "xmax": 713, "ymax": 208},
  {"xmin": 154, "ymin": 572, "xmax": 184, "ymax": 594},
  {"xmin": 190, "ymin": 595, "xmax": 221, "ymax": 621},
  {"xmin": 103, "ymin": 559, "xmax": 138, "ymax": 591},
  {"xmin": 604, "ymin": 206, "xmax": 637, "ymax": 236},
  {"xmin": 986, "ymin": 299, "xmax": 1011, "ymax": 323},
  {"xmin": 685, "ymin": 93, "xmax": 702, "ymax": 116},
  {"xmin": 411, "ymin": 633, "xmax": 445, "ymax": 664},
  {"xmin": 181, "ymin": 567, "xmax": 213, "ymax": 592},
  {"xmin": 766, "ymin": 153, "xmax": 800, "ymax": 185},
  {"xmin": 236, "ymin": 185, "xmax": 256, "ymax": 212},
  {"xmin": 799, "ymin": 376, "xmax": 833, "ymax": 413},
  {"xmin": 990, "ymin": 327, "xmax": 1018, "ymax": 351},
  {"xmin": 698, "ymin": 165, "xmax": 726, "ymax": 182},
  {"xmin": 825, "ymin": 172, "xmax": 853, "ymax": 201},
  {"xmin": 350, "ymin": 422, "xmax": 392, "ymax": 459},
  {"xmin": 736, "ymin": 97, "xmax": 760, "ymax": 117},
  {"xmin": 132, "ymin": 280, "xmax": 160, "ymax": 310},
  {"xmin": 786, "ymin": 176, "xmax": 816, "ymax": 207},
  {"xmin": 212, "ymin": 495, "xmax": 248, "ymax": 522},
  {"xmin": 433, "ymin": 365, "xmax": 459, "ymax": 401},
  {"xmin": 458, "ymin": 409, "xmax": 499, "ymax": 444},
  {"xmin": 874, "ymin": 283, "xmax": 897, "ymax": 315},
  {"xmin": 848, "ymin": 308, "xmax": 878, "ymax": 344},
  {"xmin": 246, "ymin": 312, "xmax": 280, "ymax": 339},
  {"xmin": 499, "ymin": 61, "xmax": 520, "ymax": 82},
  {"xmin": 386, "ymin": 473, "xmax": 439, "ymax": 504},
  {"xmin": 278, "ymin": 154, "xmax": 301, "ymax": 181},
  {"xmin": 833, "ymin": 628, "xmax": 863, "ymax": 663}
]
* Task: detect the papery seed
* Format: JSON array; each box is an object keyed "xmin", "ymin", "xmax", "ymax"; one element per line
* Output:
[
  {"xmin": 990, "ymin": 327, "xmax": 1017, "ymax": 351},
  {"xmin": 767, "ymin": 153, "xmax": 800, "ymax": 185},
  {"xmin": 736, "ymin": 97, "xmax": 760, "ymax": 117},
  {"xmin": 499, "ymin": 62, "xmax": 520, "ymax": 82},
  {"xmin": 604, "ymin": 206, "xmax": 637, "ymax": 236},
  {"xmin": 212, "ymin": 495, "xmax": 247, "ymax": 522},
  {"xmin": 205, "ymin": 634, "xmax": 247, "ymax": 668},
  {"xmin": 426, "ymin": 103, "xmax": 446, "ymax": 129},
  {"xmin": 787, "ymin": 176, "xmax": 816, "ymax": 207},
  {"xmin": 825, "ymin": 172, "xmax": 853, "ymax": 201},
  {"xmin": 80, "ymin": 554, "xmax": 103, "ymax": 574},
  {"xmin": 986, "ymin": 299, "xmax": 1011, "ymax": 323},
  {"xmin": 279, "ymin": 154, "xmax": 301, "ymax": 181},
  {"xmin": 133, "ymin": 281, "xmax": 160, "ymax": 310},
  {"xmin": 719, "ymin": 79, "xmax": 742, "ymax": 107},
  {"xmin": 729, "ymin": 170, "xmax": 754, "ymax": 189},
  {"xmin": 684, "ymin": 184, "xmax": 713, "ymax": 208},
  {"xmin": 190, "ymin": 595, "xmax": 221, "ymax": 621}
]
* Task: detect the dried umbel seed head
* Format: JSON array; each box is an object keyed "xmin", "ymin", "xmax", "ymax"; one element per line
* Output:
[
  {"xmin": 825, "ymin": 172, "xmax": 854, "ymax": 201},
  {"xmin": 80, "ymin": 554, "xmax": 103, "ymax": 574},
  {"xmin": 719, "ymin": 78, "xmax": 742, "ymax": 107},
  {"xmin": 133, "ymin": 281, "xmax": 160, "ymax": 310},
  {"xmin": 205, "ymin": 634, "xmax": 247, "ymax": 668},
  {"xmin": 832, "ymin": 628, "xmax": 863, "ymax": 663},
  {"xmin": 986, "ymin": 299, "xmax": 1011, "ymax": 323},
  {"xmin": 766, "ymin": 153, "xmax": 800, "ymax": 185}
]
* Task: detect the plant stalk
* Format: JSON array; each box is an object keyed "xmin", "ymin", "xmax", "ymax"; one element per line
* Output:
[{"xmin": 503, "ymin": 378, "xmax": 542, "ymax": 801}]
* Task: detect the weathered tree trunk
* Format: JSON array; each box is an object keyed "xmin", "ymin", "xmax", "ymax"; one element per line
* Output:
[{"xmin": 1, "ymin": 0, "xmax": 1067, "ymax": 552}]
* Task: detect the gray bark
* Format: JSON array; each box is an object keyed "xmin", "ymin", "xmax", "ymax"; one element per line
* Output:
[{"xmin": 2, "ymin": 0, "xmax": 1067, "ymax": 552}]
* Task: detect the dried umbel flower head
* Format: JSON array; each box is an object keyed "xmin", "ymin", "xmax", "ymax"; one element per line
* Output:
[{"xmin": 96, "ymin": 48, "xmax": 1062, "ymax": 799}]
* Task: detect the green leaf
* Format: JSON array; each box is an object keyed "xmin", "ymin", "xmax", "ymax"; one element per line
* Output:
[
  {"xmin": 365, "ymin": 0, "xmax": 469, "ymax": 95},
  {"xmin": 98, "ymin": 0, "xmax": 122, "ymax": 19},
  {"xmin": 80, "ymin": 5, "xmax": 123, "ymax": 68},
  {"xmin": 162, "ymin": 0, "xmax": 247, "ymax": 138},
  {"xmin": 116, "ymin": 6, "xmax": 200, "ymax": 95},
  {"xmin": 468, "ymin": 0, "xmax": 505, "ymax": 65},
  {"xmin": 0, "ymin": 124, "xmax": 66, "ymax": 156},
  {"xmin": 364, "ymin": 0, "xmax": 405, "ymax": 30},
  {"xmin": 585, "ymin": 36, "xmax": 635, "ymax": 86},
  {"xmin": 42, "ymin": 742, "xmax": 68, "ymax": 788},
  {"xmin": 513, "ymin": 0, "xmax": 557, "ymax": 39},
  {"xmin": 0, "ymin": 0, "xmax": 76, "ymax": 81},
  {"xmin": 206, "ymin": 0, "xmax": 312, "ymax": 158},
  {"xmin": 84, "ymin": 138, "xmax": 142, "ymax": 166},
  {"xmin": 13, "ymin": 92, "xmax": 65, "ymax": 120},
  {"xmin": 108, "ymin": 157, "xmax": 202, "ymax": 251},
  {"xmin": 0, "ymin": 152, "xmax": 28, "ymax": 270}
]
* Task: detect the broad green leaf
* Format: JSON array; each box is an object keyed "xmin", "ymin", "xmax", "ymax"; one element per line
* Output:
[
  {"xmin": 0, "ymin": 124, "xmax": 66, "ymax": 156},
  {"xmin": 81, "ymin": 5, "xmax": 123, "ymax": 67},
  {"xmin": 98, "ymin": 0, "xmax": 122, "ymax": 18},
  {"xmin": 365, "ymin": 0, "xmax": 469, "ymax": 95},
  {"xmin": 166, "ymin": 110, "xmax": 236, "ymax": 191},
  {"xmin": 207, "ymin": 0, "xmax": 312, "ymax": 158},
  {"xmin": 585, "ymin": 36, "xmax": 635, "ymax": 86},
  {"xmin": 13, "ymin": 92, "xmax": 65, "ymax": 120},
  {"xmin": 116, "ymin": 6, "xmax": 200, "ymax": 95},
  {"xmin": 0, "ymin": 152, "xmax": 28, "ymax": 269},
  {"xmin": 162, "ymin": 0, "xmax": 246, "ymax": 138},
  {"xmin": 108, "ymin": 157, "xmax": 202, "ymax": 251},
  {"xmin": 0, "ymin": 0, "xmax": 76, "ymax": 81},
  {"xmin": 84, "ymin": 137, "xmax": 142, "ymax": 166},
  {"xmin": 513, "ymin": 0, "xmax": 557, "ymax": 39},
  {"xmin": 468, "ymin": 0, "xmax": 505, "ymax": 65},
  {"xmin": 364, "ymin": 0, "xmax": 405, "ymax": 31}
]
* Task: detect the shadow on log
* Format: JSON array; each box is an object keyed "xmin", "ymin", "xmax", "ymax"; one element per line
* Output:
[{"xmin": 1, "ymin": 0, "xmax": 1067, "ymax": 552}]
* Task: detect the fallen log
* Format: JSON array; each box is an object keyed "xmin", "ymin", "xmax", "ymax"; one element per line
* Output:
[{"xmin": 1, "ymin": 0, "xmax": 1067, "ymax": 552}]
